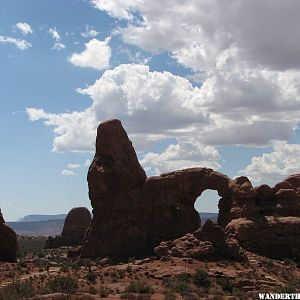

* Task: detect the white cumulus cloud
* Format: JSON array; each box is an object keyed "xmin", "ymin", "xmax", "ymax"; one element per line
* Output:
[
  {"xmin": 48, "ymin": 27, "xmax": 65, "ymax": 50},
  {"xmin": 69, "ymin": 38, "xmax": 111, "ymax": 70},
  {"xmin": 141, "ymin": 142, "xmax": 220, "ymax": 176},
  {"xmin": 0, "ymin": 36, "xmax": 31, "ymax": 50},
  {"xmin": 61, "ymin": 169, "xmax": 75, "ymax": 176},
  {"xmin": 26, "ymin": 64, "xmax": 208, "ymax": 152},
  {"xmin": 67, "ymin": 163, "xmax": 80, "ymax": 169},
  {"xmin": 239, "ymin": 141, "xmax": 300, "ymax": 185},
  {"xmin": 16, "ymin": 22, "xmax": 33, "ymax": 35},
  {"xmin": 80, "ymin": 25, "xmax": 99, "ymax": 38}
]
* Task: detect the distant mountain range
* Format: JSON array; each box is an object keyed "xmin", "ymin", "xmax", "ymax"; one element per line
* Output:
[
  {"xmin": 17, "ymin": 214, "xmax": 67, "ymax": 222},
  {"xmin": 6, "ymin": 212, "xmax": 218, "ymax": 236},
  {"xmin": 7, "ymin": 219, "xmax": 64, "ymax": 236},
  {"xmin": 200, "ymin": 212, "xmax": 218, "ymax": 223}
]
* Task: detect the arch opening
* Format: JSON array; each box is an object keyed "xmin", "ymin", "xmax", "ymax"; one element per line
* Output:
[{"xmin": 194, "ymin": 189, "xmax": 219, "ymax": 225}]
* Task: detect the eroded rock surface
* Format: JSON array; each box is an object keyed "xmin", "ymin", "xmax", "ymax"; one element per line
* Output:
[
  {"xmin": 154, "ymin": 219, "xmax": 245, "ymax": 261},
  {"xmin": 81, "ymin": 119, "xmax": 300, "ymax": 260},
  {"xmin": 0, "ymin": 209, "xmax": 18, "ymax": 262},
  {"xmin": 46, "ymin": 207, "xmax": 91, "ymax": 248}
]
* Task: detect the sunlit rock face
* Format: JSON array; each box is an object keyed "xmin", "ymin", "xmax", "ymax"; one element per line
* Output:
[
  {"xmin": 81, "ymin": 119, "xmax": 300, "ymax": 260},
  {"xmin": 0, "ymin": 209, "xmax": 18, "ymax": 262}
]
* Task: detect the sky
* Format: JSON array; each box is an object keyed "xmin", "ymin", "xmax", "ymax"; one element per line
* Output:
[{"xmin": 1, "ymin": 0, "xmax": 300, "ymax": 221}]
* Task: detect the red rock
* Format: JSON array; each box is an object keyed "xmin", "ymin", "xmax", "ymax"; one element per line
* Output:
[
  {"xmin": 255, "ymin": 184, "xmax": 273, "ymax": 204},
  {"xmin": 0, "ymin": 209, "xmax": 4, "ymax": 224},
  {"xmin": 46, "ymin": 207, "xmax": 91, "ymax": 248},
  {"xmin": 0, "ymin": 209, "xmax": 18, "ymax": 262},
  {"xmin": 80, "ymin": 119, "xmax": 300, "ymax": 260},
  {"xmin": 273, "ymin": 189, "xmax": 298, "ymax": 204},
  {"xmin": 154, "ymin": 220, "xmax": 245, "ymax": 261}
]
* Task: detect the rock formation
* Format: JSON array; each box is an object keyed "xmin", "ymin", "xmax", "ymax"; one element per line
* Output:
[
  {"xmin": 154, "ymin": 219, "xmax": 245, "ymax": 261},
  {"xmin": 0, "ymin": 209, "xmax": 18, "ymax": 262},
  {"xmin": 81, "ymin": 119, "xmax": 300, "ymax": 260},
  {"xmin": 46, "ymin": 207, "xmax": 91, "ymax": 248}
]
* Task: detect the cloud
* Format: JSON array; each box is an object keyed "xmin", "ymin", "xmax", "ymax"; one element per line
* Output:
[
  {"xmin": 86, "ymin": 1, "xmax": 300, "ymax": 147},
  {"xmin": 67, "ymin": 163, "xmax": 80, "ymax": 169},
  {"xmin": 48, "ymin": 28, "xmax": 61, "ymax": 41},
  {"xmin": 27, "ymin": 61, "xmax": 300, "ymax": 155},
  {"xmin": 239, "ymin": 141, "xmax": 300, "ymax": 185},
  {"xmin": 84, "ymin": 159, "xmax": 91, "ymax": 166},
  {"xmin": 16, "ymin": 22, "xmax": 33, "ymax": 35},
  {"xmin": 48, "ymin": 27, "xmax": 66, "ymax": 50},
  {"xmin": 141, "ymin": 141, "xmax": 220, "ymax": 176},
  {"xmin": 52, "ymin": 42, "xmax": 65, "ymax": 51},
  {"xmin": 26, "ymin": 64, "xmax": 208, "ymax": 152},
  {"xmin": 90, "ymin": 0, "xmax": 138, "ymax": 20},
  {"xmin": 69, "ymin": 38, "xmax": 111, "ymax": 70},
  {"xmin": 0, "ymin": 35, "xmax": 31, "ymax": 50},
  {"xmin": 61, "ymin": 169, "xmax": 75, "ymax": 176},
  {"xmin": 98, "ymin": 0, "xmax": 300, "ymax": 71},
  {"xmin": 81, "ymin": 25, "xmax": 99, "ymax": 38}
]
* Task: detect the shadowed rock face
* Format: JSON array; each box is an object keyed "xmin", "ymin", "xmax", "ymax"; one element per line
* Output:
[
  {"xmin": 0, "ymin": 209, "xmax": 18, "ymax": 262},
  {"xmin": 46, "ymin": 207, "xmax": 91, "ymax": 248},
  {"xmin": 81, "ymin": 119, "xmax": 300, "ymax": 260}
]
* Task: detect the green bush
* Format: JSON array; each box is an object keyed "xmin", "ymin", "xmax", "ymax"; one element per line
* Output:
[
  {"xmin": 164, "ymin": 275, "xmax": 192, "ymax": 294},
  {"xmin": 85, "ymin": 272, "xmax": 97, "ymax": 284},
  {"xmin": 0, "ymin": 279, "xmax": 34, "ymax": 299},
  {"xmin": 45, "ymin": 276, "xmax": 78, "ymax": 295},
  {"xmin": 278, "ymin": 284, "xmax": 296, "ymax": 293},
  {"xmin": 164, "ymin": 291, "xmax": 176, "ymax": 300},
  {"xmin": 192, "ymin": 269, "xmax": 211, "ymax": 288},
  {"xmin": 125, "ymin": 281, "xmax": 154, "ymax": 294},
  {"xmin": 99, "ymin": 285, "xmax": 110, "ymax": 297},
  {"xmin": 217, "ymin": 278, "xmax": 234, "ymax": 293},
  {"xmin": 89, "ymin": 286, "xmax": 97, "ymax": 295}
]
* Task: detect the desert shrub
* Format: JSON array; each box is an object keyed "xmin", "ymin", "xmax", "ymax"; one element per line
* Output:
[
  {"xmin": 217, "ymin": 278, "xmax": 234, "ymax": 293},
  {"xmin": 126, "ymin": 265, "xmax": 133, "ymax": 273},
  {"xmin": 0, "ymin": 278, "xmax": 34, "ymax": 299},
  {"xmin": 79, "ymin": 258, "xmax": 92, "ymax": 268},
  {"xmin": 89, "ymin": 286, "xmax": 97, "ymax": 295},
  {"xmin": 18, "ymin": 260, "xmax": 27, "ymax": 268},
  {"xmin": 99, "ymin": 285, "xmax": 110, "ymax": 297},
  {"xmin": 85, "ymin": 272, "xmax": 97, "ymax": 284},
  {"xmin": 164, "ymin": 275, "xmax": 192, "ymax": 294},
  {"xmin": 125, "ymin": 281, "xmax": 154, "ymax": 294},
  {"xmin": 44, "ymin": 276, "xmax": 78, "ymax": 295},
  {"xmin": 192, "ymin": 269, "xmax": 211, "ymax": 288},
  {"xmin": 265, "ymin": 259, "xmax": 274, "ymax": 268},
  {"xmin": 213, "ymin": 295, "xmax": 224, "ymax": 300},
  {"xmin": 71, "ymin": 262, "xmax": 80, "ymax": 271},
  {"xmin": 164, "ymin": 291, "xmax": 176, "ymax": 300},
  {"xmin": 182, "ymin": 293, "xmax": 200, "ymax": 300},
  {"xmin": 111, "ymin": 269, "xmax": 125, "ymax": 281},
  {"xmin": 121, "ymin": 293, "xmax": 151, "ymax": 300},
  {"xmin": 278, "ymin": 284, "xmax": 296, "ymax": 293},
  {"xmin": 60, "ymin": 264, "xmax": 69, "ymax": 273}
]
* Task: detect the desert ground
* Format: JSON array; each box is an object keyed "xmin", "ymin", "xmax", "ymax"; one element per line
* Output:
[{"xmin": 0, "ymin": 236, "xmax": 299, "ymax": 300}]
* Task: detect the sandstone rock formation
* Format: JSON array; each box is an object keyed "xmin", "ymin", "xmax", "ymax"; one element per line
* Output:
[
  {"xmin": 0, "ymin": 209, "xmax": 18, "ymax": 262},
  {"xmin": 81, "ymin": 119, "xmax": 300, "ymax": 260},
  {"xmin": 46, "ymin": 207, "xmax": 91, "ymax": 248},
  {"xmin": 154, "ymin": 219, "xmax": 245, "ymax": 261}
]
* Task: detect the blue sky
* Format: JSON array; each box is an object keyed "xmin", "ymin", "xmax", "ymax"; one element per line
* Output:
[{"xmin": 1, "ymin": 0, "xmax": 300, "ymax": 221}]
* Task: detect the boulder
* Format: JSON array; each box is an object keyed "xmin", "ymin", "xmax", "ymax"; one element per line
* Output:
[
  {"xmin": 154, "ymin": 219, "xmax": 245, "ymax": 261},
  {"xmin": 0, "ymin": 209, "xmax": 18, "ymax": 262},
  {"xmin": 46, "ymin": 207, "xmax": 91, "ymax": 248}
]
